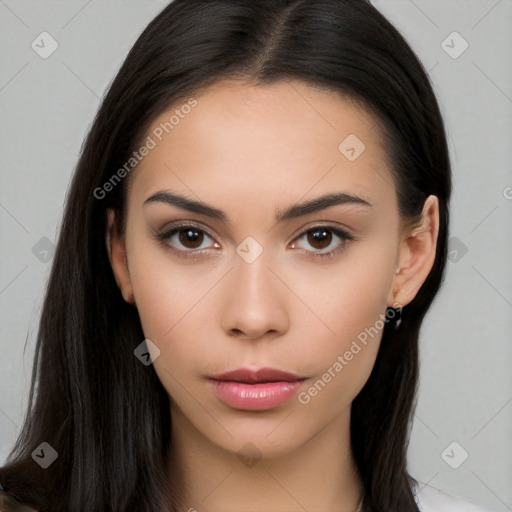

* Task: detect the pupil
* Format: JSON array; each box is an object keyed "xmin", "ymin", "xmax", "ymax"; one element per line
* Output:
[
  {"xmin": 308, "ymin": 228, "xmax": 331, "ymax": 249},
  {"xmin": 179, "ymin": 229, "xmax": 203, "ymax": 248}
]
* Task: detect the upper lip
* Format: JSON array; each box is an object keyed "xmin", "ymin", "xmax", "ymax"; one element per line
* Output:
[{"xmin": 210, "ymin": 367, "xmax": 305, "ymax": 383}]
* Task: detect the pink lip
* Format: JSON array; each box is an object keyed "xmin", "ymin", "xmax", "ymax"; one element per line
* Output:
[
  {"xmin": 210, "ymin": 367, "xmax": 304, "ymax": 383},
  {"xmin": 208, "ymin": 367, "xmax": 306, "ymax": 410}
]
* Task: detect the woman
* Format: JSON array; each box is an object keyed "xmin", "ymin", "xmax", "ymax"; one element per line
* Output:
[{"xmin": 0, "ymin": 1, "xmax": 495, "ymax": 510}]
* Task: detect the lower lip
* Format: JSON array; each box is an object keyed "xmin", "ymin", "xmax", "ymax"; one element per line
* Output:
[{"xmin": 209, "ymin": 379, "xmax": 305, "ymax": 410}]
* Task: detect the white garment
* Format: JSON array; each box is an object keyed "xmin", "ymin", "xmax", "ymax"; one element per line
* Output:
[{"xmin": 414, "ymin": 482, "xmax": 497, "ymax": 512}]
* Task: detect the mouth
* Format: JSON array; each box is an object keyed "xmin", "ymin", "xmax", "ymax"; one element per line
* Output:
[
  {"xmin": 210, "ymin": 367, "xmax": 306, "ymax": 384},
  {"xmin": 208, "ymin": 367, "xmax": 307, "ymax": 410}
]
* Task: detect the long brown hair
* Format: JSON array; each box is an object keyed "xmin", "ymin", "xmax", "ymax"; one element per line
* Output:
[{"xmin": 0, "ymin": 1, "xmax": 451, "ymax": 510}]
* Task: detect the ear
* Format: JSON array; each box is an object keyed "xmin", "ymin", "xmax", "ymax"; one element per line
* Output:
[
  {"xmin": 387, "ymin": 195, "xmax": 439, "ymax": 308},
  {"xmin": 106, "ymin": 209, "xmax": 135, "ymax": 305}
]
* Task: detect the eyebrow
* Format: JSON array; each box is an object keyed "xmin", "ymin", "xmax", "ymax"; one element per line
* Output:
[{"xmin": 143, "ymin": 190, "xmax": 372, "ymax": 225}]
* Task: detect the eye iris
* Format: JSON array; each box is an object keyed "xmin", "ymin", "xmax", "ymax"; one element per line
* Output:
[
  {"xmin": 307, "ymin": 228, "xmax": 332, "ymax": 250},
  {"xmin": 178, "ymin": 228, "xmax": 203, "ymax": 249}
]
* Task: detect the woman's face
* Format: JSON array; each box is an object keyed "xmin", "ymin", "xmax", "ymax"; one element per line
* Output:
[{"xmin": 108, "ymin": 78, "xmax": 435, "ymax": 459}]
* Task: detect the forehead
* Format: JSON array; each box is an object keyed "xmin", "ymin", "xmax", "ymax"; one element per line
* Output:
[{"xmin": 129, "ymin": 78, "xmax": 396, "ymax": 218}]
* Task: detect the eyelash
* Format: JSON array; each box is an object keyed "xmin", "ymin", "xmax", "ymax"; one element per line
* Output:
[{"xmin": 154, "ymin": 222, "xmax": 356, "ymax": 261}]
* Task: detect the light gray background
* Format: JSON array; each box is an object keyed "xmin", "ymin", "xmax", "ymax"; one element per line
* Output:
[{"xmin": 0, "ymin": 1, "xmax": 511, "ymax": 510}]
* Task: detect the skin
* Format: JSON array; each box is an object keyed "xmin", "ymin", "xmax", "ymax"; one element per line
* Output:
[{"xmin": 107, "ymin": 78, "xmax": 439, "ymax": 512}]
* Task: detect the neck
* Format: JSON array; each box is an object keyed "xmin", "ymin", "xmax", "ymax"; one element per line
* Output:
[{"xmin": 167, "ymin": 406, "xmax": 363, "ymax": 512}]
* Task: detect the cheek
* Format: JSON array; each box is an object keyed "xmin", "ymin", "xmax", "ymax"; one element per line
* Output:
[
  {"xmin": 127, "ymin": 249, "xmax": 226, "ymax": 379},
  {"xmin": 289, "ymin": 239, "xmax": 396, "ymax": 406},
  {"xmin": 131, "ymin": 270, "xmax": 203, "ymax": 402},
  {"xmin": 290, "ymin": 232, "xmax": 396, "ymax": 341}
]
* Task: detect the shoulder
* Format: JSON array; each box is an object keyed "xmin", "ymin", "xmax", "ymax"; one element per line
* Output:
[{"xmin": 413, "ymin": 482, "xmax": 497, "ymax": 512}]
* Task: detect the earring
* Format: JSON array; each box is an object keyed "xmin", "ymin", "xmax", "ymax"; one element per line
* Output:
[
  {"xmin": 394, "ymin": 306, "xmax": 402, "ymax": 330},
  {"xmin": 386, "ymin": 305, "xmax": 402, "ymax": 330}
]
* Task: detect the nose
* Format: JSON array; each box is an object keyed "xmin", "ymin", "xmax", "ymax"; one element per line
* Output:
[{"xmin": 220, "ymin": 250, "xmax": 290, "ymax": 341}]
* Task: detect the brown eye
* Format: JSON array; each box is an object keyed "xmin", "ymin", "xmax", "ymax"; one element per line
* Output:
[
  {"xmin": 178, "ymin": 228, "xmax": 205, "ymax": 249},
  {"xmin": 155, "ymin": 222, "xmax": 220, "ymax": 260},
  {"xmin": 306, "ymin": 227, "xmax": 333, "ymax": 250},
  {"xmin": 291, "ymin": 225, "xmax": 355, "ymax": 260}
]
